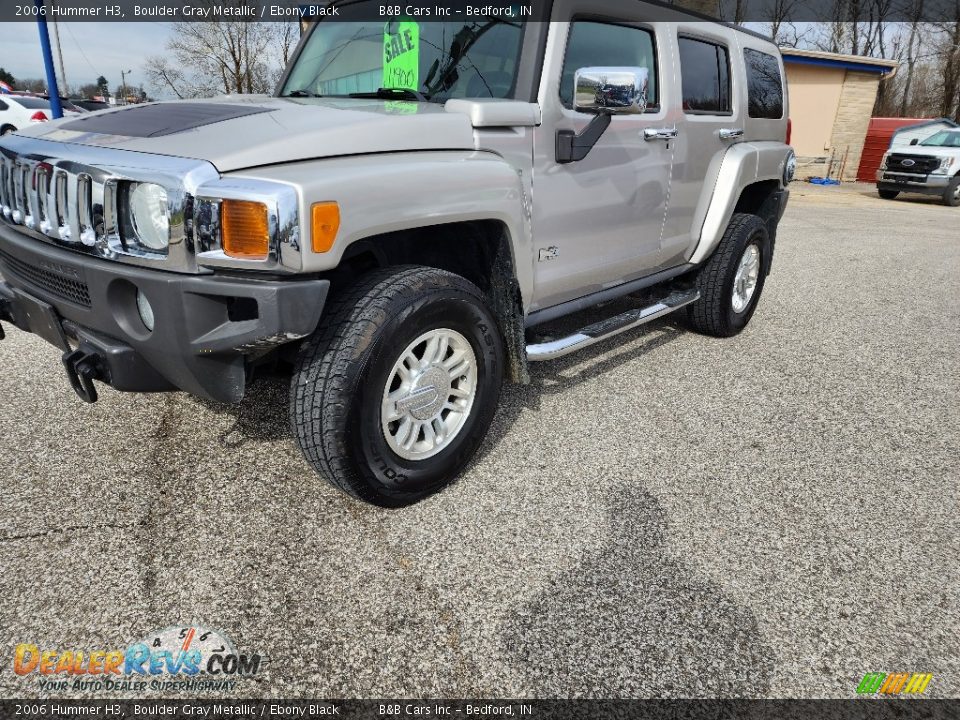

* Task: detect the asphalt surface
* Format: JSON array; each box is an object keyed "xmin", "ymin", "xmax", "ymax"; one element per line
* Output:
[{"xmin": 0, "ymin": 183, "xmax": 957, "ymax": 699}]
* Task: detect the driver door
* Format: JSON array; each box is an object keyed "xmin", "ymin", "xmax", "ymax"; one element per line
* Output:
[{"xmin": 530, "ymin": 5, "xmax": 675, "ymax": 312}]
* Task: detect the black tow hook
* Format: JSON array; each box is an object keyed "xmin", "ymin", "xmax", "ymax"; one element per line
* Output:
[{"xmin": 61, "ymin": 348, "xmax": 103, "ymax": 403}]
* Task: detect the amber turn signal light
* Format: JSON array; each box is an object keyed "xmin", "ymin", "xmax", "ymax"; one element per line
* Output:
[
  {"xmin": 311, "ymin": 202, "xmax": 340, "ymax": 253},
  {"xmin": 221, "ymin": 199, "xmax": 270, "ymax": 260}
]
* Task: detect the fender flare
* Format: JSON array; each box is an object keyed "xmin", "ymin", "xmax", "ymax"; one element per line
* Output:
[{"xmin": 688, "ymin": 142, "xmax": 789, "ymax": 265}]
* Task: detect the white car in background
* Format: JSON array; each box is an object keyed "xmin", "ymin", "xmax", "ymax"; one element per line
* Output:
[{"xmin": 0, "ymin": 95, "xmax": 78, "ymax": 135}]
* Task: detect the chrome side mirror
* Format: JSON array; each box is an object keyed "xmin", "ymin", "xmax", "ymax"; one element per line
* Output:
[{"xmin": 574, "ymin": 67, "xmax": 649, "ymax": 115}]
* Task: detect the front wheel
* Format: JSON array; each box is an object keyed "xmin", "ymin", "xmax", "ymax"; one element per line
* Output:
[
  {"xmin": 943, "ymin": 177, "xmax": 960, "ymax": 207},
  {"xmin": 878, "ymin": 188, "xmax": 900, "ymax": 200},
  {"xmin": 290, "ymin": 266, "xmax": 504, "ymax": 507},
  {"xmin": 687, "ymin": 213, "xmax": 770, "ymax": 338}
]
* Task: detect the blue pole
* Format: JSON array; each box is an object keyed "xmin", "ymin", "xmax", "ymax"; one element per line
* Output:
[{"xmin": 35, "ymin": 0, "xmax": 63, "ymax": 118}]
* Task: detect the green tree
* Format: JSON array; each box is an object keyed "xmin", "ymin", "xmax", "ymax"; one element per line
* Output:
[
  {"xmin": 0, "ymin": 67, "xmax": 15, "ymax": 87},
  {"xmin": 96, "ymin": 75, "xmax": 109, "ymax": 98}
]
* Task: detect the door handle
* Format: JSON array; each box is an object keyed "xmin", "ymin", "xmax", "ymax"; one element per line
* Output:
[
  {"xmin": 719, "ymin": 128, "xmax": 744, "ymax": 139},
  {"xmin": 643, "ymin": 127, "xmax": 678, "ymax": 141}
]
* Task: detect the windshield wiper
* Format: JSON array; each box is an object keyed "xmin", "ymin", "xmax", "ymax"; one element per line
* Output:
[
  {"xmin": 283, "ymin": 89, "xmax": 320, "ymax": 98},
  {"xmin": 348, "ymin": 87, "xmax": 430, "ymax": 102}
]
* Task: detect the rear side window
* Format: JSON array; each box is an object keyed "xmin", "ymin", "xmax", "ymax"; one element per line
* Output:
[
  {"xmin": 11, "ymin": 97, "xmax": 50, "ymax": 110},
  {"xmin": 678, "ymin": 37, "xmax": 730, "ymax": 114},
  {"xmin": 560, "ymin": 21, "xmax": 658, "ymax": 109},
  {"xmin": 744, "ymin": 48, "xmax": 784, "ymax": 119}
]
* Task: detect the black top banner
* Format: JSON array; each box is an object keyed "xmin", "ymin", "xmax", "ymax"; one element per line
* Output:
[
  {"xmin": 2, "ymin": 700, "xmax": 960, "ymax": 720},
  {"xmin": 1, "ymin": 0, "xmax": 958, "ymax": 23}
]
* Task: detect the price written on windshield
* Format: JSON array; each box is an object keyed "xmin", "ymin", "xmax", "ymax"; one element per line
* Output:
[{"xmin": 380, "ymin": 5, "xmax": 535, "ymax": 18}]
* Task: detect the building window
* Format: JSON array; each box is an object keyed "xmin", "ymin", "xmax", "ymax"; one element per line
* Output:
[
  {"xmin": 678, "ymin": 36, "xmax": 730, "ymax": 114},
  {"xmin": 560, "ymin": 21, "xmax": 658, "ymax": 109},
  {"xmin": 745, "ymin": 48, "xmax": 784, "ymax": 119}
]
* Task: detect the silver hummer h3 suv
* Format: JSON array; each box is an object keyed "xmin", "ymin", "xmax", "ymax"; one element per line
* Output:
[
  {"xmin": 877, "ymin": 128, "xmax": 960, "ymax": 206},
  {"xmin": 0, "ymin": 1, "xmax": 794, "ymax": 506}
]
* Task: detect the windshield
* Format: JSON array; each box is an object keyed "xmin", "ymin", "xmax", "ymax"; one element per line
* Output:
[
  {"xmin": 281, "ymin": 11, "xmax": 524, "ymax": 102},
  {"xmin": 919, "ymin": 130, "xmax": 960, "ymax": 148}
]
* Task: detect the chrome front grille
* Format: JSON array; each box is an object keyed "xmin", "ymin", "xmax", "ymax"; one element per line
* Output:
[
  {"xmin": 0, "ymin": 133, "xmax": 302, "ymax": 275},
  {"xmin": 0, "ymin": 135, "xmax": 220, "ymax": 273},
  {"xmin": 0, "ymin": 154, "xmax": 99, "ymax": 247}
]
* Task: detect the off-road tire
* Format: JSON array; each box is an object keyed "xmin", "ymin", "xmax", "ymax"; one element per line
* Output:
[
  {"xmin": 878, "ymin": 188, "xmax": 900, "ymax": 200},
  {"xmin": 290, "ymin": 265, "xmax": 504, "ymax": 507},
  {"xmin": 687, "ymin": 213, "xmax": 770, "ymax": 338},
  {"xmin": 942, "ymin": 176, "xmax": 960, "ymax": 207}
]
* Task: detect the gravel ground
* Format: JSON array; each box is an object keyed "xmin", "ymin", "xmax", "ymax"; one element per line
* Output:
[{"xmin": 0, "ymin": 182, "xmax": 957, "ymax": 699}]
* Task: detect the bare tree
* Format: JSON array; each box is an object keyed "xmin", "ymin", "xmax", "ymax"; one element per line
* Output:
[
  {"xmin": 939, "ymin": 14, "xmax": 960, "ymax": 119},
  {"xmin": 144, "ymin": 3, "xmax": 281, "ymax": 98},
  {"xmin": 274, "ymin": 20, "xmax": 300, "ymax": 68},
  {"xmin": 898, "ymin": 0, "xmax": 926, "ymax": 115},
  {"xmin": 16, "ymin": 78, "xmax": 48, "ymax": 94},
  {"xmin": 766, "ymin": 0, "xmax": 797, "ymax": 44},
  {"xmin": 77, "ymin": 83, "xmax": 101, "ymax": 99}
]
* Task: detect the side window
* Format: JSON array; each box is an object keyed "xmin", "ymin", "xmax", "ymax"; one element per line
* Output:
[
  {"xmin": 744, "ymin": 48, "xmax": 784, "ymax": 119},
  {"xmin": 678, "ymin": 37, "xmax": 730, "ymax": 114},
  {"xmin": 0, "ymin": 101, "xmax": 7, "ymax": 111},
  {"xmin": 560, "ymin": 21, "xmax": 657, "ymax": 110}
]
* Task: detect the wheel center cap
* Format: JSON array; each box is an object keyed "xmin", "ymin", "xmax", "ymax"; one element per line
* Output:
[{"xmin": 396, "ymin": 366, "xmax": 450, "ymax": 420}]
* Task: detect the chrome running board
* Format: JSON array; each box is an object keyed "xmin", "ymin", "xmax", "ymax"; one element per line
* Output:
[{"xmin": 526, "ymin": 288, "xmax": 699, "ymax": 362}]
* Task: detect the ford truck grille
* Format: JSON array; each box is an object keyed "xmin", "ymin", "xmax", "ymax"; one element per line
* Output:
[
  {"xmin": 886, "ymin": 154, "xmax": 941, "ymax": 174},
  {"xmin": 0, "ymin": 248, "xmax": 92, "ymax": 307}
]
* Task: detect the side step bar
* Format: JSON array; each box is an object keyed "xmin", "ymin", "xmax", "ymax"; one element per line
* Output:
[{"xmin": 526, "ymin": 288, "xmax": 699, "ymax": 362}]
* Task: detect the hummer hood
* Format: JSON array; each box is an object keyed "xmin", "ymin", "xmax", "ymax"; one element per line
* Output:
[{"xmin": 18, "ymin": 95, "xmax": 478, "ymax": 173}]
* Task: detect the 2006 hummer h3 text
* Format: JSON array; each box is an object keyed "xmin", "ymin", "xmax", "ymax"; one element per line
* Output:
[{"xmin": 0, "ymin": 1, "xmax": 794, "ymax": 506}]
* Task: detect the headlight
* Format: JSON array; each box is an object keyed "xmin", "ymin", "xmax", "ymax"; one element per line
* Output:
[
  {"xmin": 932, "ymin": 157, "xmax": 955, "ymax": 175},
  {"xmin": 126, "ymin": 183, "xmax": 170, "ymax": 252},
  {"xmin": 881, "ymin": 151, "xmax": 891, "ymax": 169}
]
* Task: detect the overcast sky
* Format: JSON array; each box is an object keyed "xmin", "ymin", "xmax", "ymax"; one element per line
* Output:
[{"xmin": 0, "ymin": 22, "xmax": 175, "ymax": 94}]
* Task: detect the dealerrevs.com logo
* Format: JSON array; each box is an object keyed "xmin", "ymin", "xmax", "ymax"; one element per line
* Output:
[
  {"xmin": 13, "ymin": 626, "xmax": 265, "ymax": 693},
  {"xmin": 856, "ymin": 672, "xmax": 934, "ymax": 695}
]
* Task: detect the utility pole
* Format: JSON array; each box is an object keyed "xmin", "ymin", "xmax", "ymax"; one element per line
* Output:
[
  {"xmin": 50, "ymin": 10, "xmax": 68, "ymax": 97},
  {"xmin": 120, "ymin": 69, "xmax": 131, "ymax": 105}
]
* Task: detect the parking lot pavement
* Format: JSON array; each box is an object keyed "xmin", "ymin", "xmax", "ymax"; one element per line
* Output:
[{"xmin": 0, "ymin": 182, "xmax": 957, "ymax": 699}]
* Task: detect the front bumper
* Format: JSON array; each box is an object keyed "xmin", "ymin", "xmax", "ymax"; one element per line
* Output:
[
  {"xmin": 0, "ymin": 224, "xmax": 328, "ymax": 403},
  {"xmin": 876, "ymin": 170, "xmax": 951, "ymax": 195}
]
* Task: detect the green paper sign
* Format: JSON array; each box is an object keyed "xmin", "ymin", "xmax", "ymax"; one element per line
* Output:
[{"xmin": 383, "ymin": 21, "xmax": 420, "ymax": 91}]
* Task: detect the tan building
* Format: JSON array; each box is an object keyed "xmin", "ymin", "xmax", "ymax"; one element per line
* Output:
[{"xmin": 782, "ymin": 48, "xmax": 898, "ymax": 181}]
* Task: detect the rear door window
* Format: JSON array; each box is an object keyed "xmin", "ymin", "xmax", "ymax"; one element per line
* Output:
[
  {"xmin": 678, "ymin": 37, "xmax": 730, "ymax": 114},
  {"xmin": 744, "ymin": 48, "xmax": 784, "ymax": 119}
]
